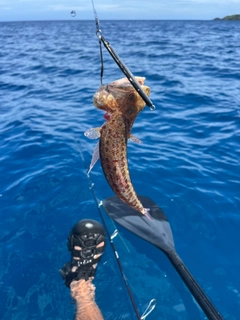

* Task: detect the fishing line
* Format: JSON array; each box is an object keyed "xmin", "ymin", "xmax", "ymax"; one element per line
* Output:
[
  {"xmin": 91, "ymin": 0, "xmax": 104, "ymax": 84},
  {"xmin": 90, "ymin": 0, "xmax": 156, "ymax": 110},
  {"xmin": 76, "ymin": 140, "xmax": 155, "ymax": 319},
  {"xmin": 77, "ymin": 141, "xmax": 141, "ymax": 319}
]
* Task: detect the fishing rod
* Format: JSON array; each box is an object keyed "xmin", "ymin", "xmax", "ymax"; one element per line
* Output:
[
  {"xmin": 90, "ymin": 183, "xmax": 156, "ymax": 320},
  {"xmin": 91, "ymin": 0, "xmax": 156, "ymax": 111}
]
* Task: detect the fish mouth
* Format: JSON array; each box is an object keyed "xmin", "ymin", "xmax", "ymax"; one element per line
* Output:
[
  {"xmin": 93, "ymin": 77, "xmax": 150, "ymax": 112},
  {"xmin": 93, "ymin": 85, "xmax": 111, "ymax": 111}
]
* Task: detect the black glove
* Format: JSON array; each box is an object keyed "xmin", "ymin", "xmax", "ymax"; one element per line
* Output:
[{"xmin": 59, "ymin": 261, "xmax": 95, "ymax": 287}]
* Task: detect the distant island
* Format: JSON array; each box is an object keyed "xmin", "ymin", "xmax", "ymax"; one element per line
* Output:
[{"xmin": 214, "ymin": 14, "xmax": 240, "ymax": 20}]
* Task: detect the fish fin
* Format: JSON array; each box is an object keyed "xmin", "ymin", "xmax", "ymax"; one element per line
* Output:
[
  {"xmin": 87, "ymin": 142, "xmax": 100, "ymax": 175},
  {"xmin": 129, "ymin": 134, "xmax": 142, "ymax": 144},
  {"xmin": 84, "ymin": 128, "xmax": 101, "ymax": 140},
  {"xmin": 143, "ymin": 208, "xmax": 152, "ymax": 220}
]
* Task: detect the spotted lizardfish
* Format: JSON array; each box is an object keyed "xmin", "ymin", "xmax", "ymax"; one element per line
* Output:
[{"xmin": 84, "ymin": 77, "xmax": 151, "ymax": 218}]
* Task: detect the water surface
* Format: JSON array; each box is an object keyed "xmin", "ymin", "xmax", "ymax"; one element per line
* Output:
[{"xmin": 0, "ymin": 20, "xmax": 240, "ymax": 319}]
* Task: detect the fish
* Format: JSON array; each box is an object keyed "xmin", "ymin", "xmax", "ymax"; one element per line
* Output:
[{"xmin": 85, "ymin": 77, "xmax": 151, "ymax": 218}]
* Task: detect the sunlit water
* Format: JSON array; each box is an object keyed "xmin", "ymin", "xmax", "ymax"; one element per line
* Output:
[{"xmin": 0, "ymin": 20, "xmax": 239, "ymax": 319}]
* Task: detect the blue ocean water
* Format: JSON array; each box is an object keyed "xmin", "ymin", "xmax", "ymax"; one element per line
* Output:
[{"xmin": 0, "ymin": 20, "xmax": 239, "ymax": 319}]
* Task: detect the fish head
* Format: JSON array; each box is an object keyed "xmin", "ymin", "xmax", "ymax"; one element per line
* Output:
[
  {"xmin": 93, "ymin": 77, "xmax": 150, "ymax": 119},
  {"xmin": 93, "ymin": 84, "xmax": 118, "ymax": 112}
]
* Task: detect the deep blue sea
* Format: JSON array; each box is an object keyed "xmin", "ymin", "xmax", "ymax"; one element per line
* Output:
[{"xmin": 0, "ymin": 20, "xmax": 240, "ymax": 320}]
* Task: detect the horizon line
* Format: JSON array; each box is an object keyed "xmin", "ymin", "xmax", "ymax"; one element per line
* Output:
[{"xmin": 0, "ymin": 18, "xmax": 222, "ymax": 23}]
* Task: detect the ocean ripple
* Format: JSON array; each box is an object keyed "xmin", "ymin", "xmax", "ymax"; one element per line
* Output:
[{"xmin": 0, "ymin": 20, "xmax": 240, "ymax": 320}]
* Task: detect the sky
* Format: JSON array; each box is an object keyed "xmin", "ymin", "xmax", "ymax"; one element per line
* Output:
[{"xmin": 0, "ymin": 0, "xmax": 239, "ymax": 21}]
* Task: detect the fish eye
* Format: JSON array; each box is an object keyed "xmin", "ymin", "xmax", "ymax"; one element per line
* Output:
[{"xmin": 128, "ymin": 93, "xmax": 135, "ymax": 101}]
